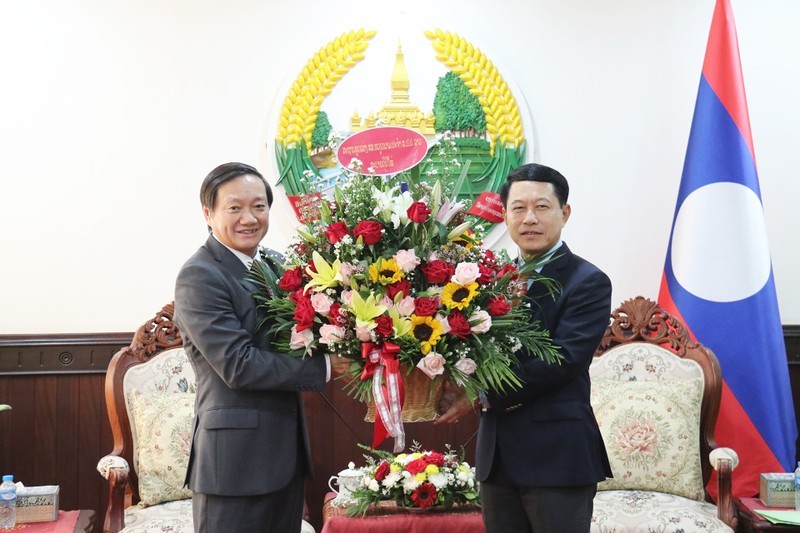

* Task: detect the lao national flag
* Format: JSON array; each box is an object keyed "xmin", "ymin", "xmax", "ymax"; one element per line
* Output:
[{"xmin": 659, "ymin": 0, "xmax": 797, "ymax": 498}]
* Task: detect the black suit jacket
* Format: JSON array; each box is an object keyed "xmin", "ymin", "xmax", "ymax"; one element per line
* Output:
[
  {"xmin": 476, "ymin": 242, "xmax": 613, "ymax": 486},
  {"xmin": 174, "ymin": 236, "xmax": 327, "ymax": 496}
]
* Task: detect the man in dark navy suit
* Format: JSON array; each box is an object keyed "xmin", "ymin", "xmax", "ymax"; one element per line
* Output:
[{"xmin": 436, "ymin": 163, "xmax": 612, "ymax": 533}]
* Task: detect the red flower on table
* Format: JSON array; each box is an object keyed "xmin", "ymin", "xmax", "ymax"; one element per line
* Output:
[
  {"xmin": 423, "ymin": 451, "xmax": 445, "ymax": 467},
  {"xmin": 410, "ymin": 482, "xmax": 438, "ymax": 508},
  {"xmin": 405, "ymin": 458, "xmax": 429, "ymax": 475},
  {"xmin": 374, "ymin": 460, "xmax": 391, "ymax": 482},
  {"xmin": 353, "ymin": 220, "xmax": 383, "ymax": 245}
]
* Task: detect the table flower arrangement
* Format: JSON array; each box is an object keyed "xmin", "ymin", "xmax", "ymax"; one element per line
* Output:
[
  {"xmin": 345, "ymin": 443, "xmax": 479, "ymax": 516},
  {"xmin": 250, "ymin": 137, "xmax": 560, "ymax": 450}
]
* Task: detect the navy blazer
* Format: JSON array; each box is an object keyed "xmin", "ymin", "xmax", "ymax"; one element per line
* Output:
[
  {"xmin": 476, "ymin": 242, "xmax": 613, "ymax": 486},
  {"xmin": 174, "ymin": 236, "xmax": 327, "ymax": 496}
]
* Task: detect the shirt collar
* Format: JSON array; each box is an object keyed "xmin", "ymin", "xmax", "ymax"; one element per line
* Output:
[
  {"xmin": 519, "ymin": 240, "xmax": 563, "ymax": 272},
  {"xmin": 212, "ymin": 234, "xmax": 258, "ymax": 269}
]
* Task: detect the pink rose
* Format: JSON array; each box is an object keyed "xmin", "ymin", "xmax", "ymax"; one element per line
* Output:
[
  {"xmin": 356, "ymin": 326, "xmax": 373, "ymax": 342},
  {"xmin": 469, "ymin": 310, "xmax": 492, "ymax": 334},
  {"xmin": 341, "ymin": 289, "xmax": 354, "ymax": 307},
  {"xmin": 396, "ymin": 296, "xmax": 416, "ymax": 316},
  {"xmin": 339, "ymin": 262, "xmax": 354, "ymax": 285},
  {"xmin": 319, "ymin": 324, "xmax": 345, "ymax": 345},
  {"xmin": 416, "ymin": 352, "xmax": 446, "ymax": 378},
  {"xmin": 451, "ymin": 262, "xmax": 481, "ymax": 285},
  {"xmin": 289, "ymin": 325, "xmax": 314, "ymax": 352},
  {"xmin": 310, "ymin": 293, "xmax": 333, "ymax": 315},
  {"xmin": 394, "ymin": 249, "xmax": 421, "ymax": 272},
  {"xmin": 455, "ymin": 357, "xmax": 478, "ymax": 375}
]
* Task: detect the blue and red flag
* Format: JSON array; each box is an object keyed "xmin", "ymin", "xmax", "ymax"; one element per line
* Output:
[{"xmin": 659, "ymin": 0, "xmax": 796, "ymax": 498}]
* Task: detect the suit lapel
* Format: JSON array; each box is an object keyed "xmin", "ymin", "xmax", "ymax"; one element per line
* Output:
[{"xmin": 204, "ymin": 236, "xmax": 255, "ymax": 292}]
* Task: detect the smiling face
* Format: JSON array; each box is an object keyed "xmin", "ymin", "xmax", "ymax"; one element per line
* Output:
[
  {"xmin": 503, "ymin": 180, "xmax": 571, "ymax": 260},
  {"xmin": 203, "ymin": 174, "xmax": 270, "ymax": 257}
]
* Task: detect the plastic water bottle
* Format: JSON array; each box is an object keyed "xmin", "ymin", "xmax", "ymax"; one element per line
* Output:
[
  {"xmin": 0, "ymin": 474, "xmax": 16, "ymax": 530},
  {"xmin": 794, "ymin": 461, "xmax": 800, "ymax": 511}
]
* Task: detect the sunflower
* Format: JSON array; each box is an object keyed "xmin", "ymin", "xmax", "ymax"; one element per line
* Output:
[
  {"xmin": 410, "ymin": 315, "xmax": 444, "ymax": 354},
  {"xmin": 368, "ymin": 257, "xmax": 404, "ymax": 285},
  {"xmin": 441, "ymin": 281, "xmax": 479, "ymax": 310}
]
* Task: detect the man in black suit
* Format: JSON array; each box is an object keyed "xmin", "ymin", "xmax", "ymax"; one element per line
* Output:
[
  {"xmin": 436, "ymin": 163, "xmax": 612, "ymax": 532},
  {"xmin": 174, "ymin": 162, "xmax": 335, "ymax": 532}
]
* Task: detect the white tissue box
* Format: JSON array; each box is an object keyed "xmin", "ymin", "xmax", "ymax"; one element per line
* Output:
[
  {"xmin": 16, "ymin": 485, "xmax": 59, "ymax": 523},
  {"xmin": 759, "ymin": 473, "xmax": 794, "ymax": 508}
]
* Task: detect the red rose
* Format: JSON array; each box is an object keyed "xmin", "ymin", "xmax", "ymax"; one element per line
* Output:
[
  {"xmin": 405, "ymin": 458, "xmax": 429, "ymax": 475},
  {"xmin": 407, "ymin": 201, "xmax": 431, "ymax": 223},
  {"xmin": 293, "ymin": 295, "xmax": 316, "ymax": 332},
  {"xmin": 496, "ymin": 264, "xmax": 519, "ymax": 281},
  {"xmin": 328, "ymin": 302, "xmax": 343, "ymax": 324},
  {"xmin": 477, "ymin": 263, "xmax": 495, "ymax": 285},
  {"xmin": 423, "ymin": 451, "xmax": 445, "ymax": 467},
  {"xmin": 374, "ymin": 460, "xmax": 391, "ymax": 482},
  {"xmin": 374, "ymin": 315, "xmax": 394, "ymax": 337},
  {"xmin": 278, "ymin": 266, "xmax": 304, "ymax": 292},
  {"xmin": 386, "ymin": 279, "xmax": 412, "ymax": 300},
  {"xmin": 421, "ymin": 260, "xmax": 453, "ymax": 285},
  {"xmin": 324, "ymin": 221, "xmax": 350, "ymax": 244},
  {"xmin": 447, "ymin": 311, "xmax": 472, "ymax": 339},
  {"xmin": 288, "ymin": 288, "xmax": 305, "ymax": 303},
  {"xmin": 413, "ymin": 297, "xmax": 439, "ymax": 317},
  {"xmin": 353, "ymin": 220, "xmax": 384, "ymax": 245},
  {"xmin": 486, "ymin": 296, "xmax": 512, "ymax": 316}
]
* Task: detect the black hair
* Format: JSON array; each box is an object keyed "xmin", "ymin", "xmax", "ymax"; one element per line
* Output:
[
  {"xmin": 499, "ymin": 163, "xmax": 569, "ymax": 207},
  {"xmin": 199, "ymin": 162, "xmax": 273, "ymax": 211}
]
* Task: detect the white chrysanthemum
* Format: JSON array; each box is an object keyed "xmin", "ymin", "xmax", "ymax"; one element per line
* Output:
[
  {"xmin": 381, "ymin": 471, "xmax": 402, "ymax": 488},
  {"xmin": 428, "ymin": 472, "xmax": 449, "ymax": 490},
  {"xmin": 402, "ymin": 476, "xmax": 422, "ymax": 492},
  {"xmin": 367, "ymin": 478, "xmax": 380, "ymax": 491}
]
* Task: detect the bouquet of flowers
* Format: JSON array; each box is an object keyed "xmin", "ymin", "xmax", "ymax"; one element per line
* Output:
[
  {"xmin": 250, "ymin": 137, "xmax": 559, "ymax": 450},
  {"xmin": 345, "ymin": 443, "xmax": 479, "ymax": 516}
]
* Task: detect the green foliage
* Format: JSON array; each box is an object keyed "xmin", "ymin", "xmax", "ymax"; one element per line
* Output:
[
  {"xmin": 311, "ymin": 110, "xmax": 332, "ymax": 149},
  {"xmin": 433, "ymin": 72, "xmax": 487, "ymax": 134}
]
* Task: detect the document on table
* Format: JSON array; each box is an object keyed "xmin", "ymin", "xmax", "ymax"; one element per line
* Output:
[{"xmin": 755, "ymin": 509, "xmax": 800, "ymax": 525}]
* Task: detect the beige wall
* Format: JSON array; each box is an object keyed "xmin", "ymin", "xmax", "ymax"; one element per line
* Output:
[{"xmin": 1, "ymin": 0, "xmax": 798, "ymax": 333}]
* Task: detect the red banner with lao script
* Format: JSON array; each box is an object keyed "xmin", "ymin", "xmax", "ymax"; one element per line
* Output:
[
  {"xmin": 467, "ymin": 192, "xmax": 504, "ymax": 223},
  {"xmin": 336, "ymin": 127, "xmax": 428, "ymax": 176}
]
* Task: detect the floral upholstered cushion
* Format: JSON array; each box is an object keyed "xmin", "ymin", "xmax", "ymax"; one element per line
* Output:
[
  {"xmin": 591, "ymin": 490, "xmax": 732, "ymax": 532},
  {"xmin": 129, "ymin": 390, "xmax": 194, "ymax": 506},
  {"xmin": 591, "ymin": 377, "xmax": 705, "ymax": 501}
]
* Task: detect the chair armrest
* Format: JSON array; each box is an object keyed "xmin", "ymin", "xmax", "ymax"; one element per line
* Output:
[
  {"xmin": 710, "ymin": 447, "xmax": 739, "ymax": 530},
  {"xmin": 96, "ymin": 455, "xmax": 130, "ymax": 533}
]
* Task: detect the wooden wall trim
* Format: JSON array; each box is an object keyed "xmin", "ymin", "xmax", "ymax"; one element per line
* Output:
[{"xmin": 0, "ymin": 333, "xmax": 132, "ymax": 375}]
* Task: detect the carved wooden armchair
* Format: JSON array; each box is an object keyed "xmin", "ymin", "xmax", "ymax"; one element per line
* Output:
[
  {"xmin": 96, "ymin": 302, "xmax": 314, "ymax": 533},
  {"xmin": 589, "ymin": 297, "xmax": 738, "ymax": 532}
]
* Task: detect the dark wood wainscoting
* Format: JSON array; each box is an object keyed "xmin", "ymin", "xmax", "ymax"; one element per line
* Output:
[{"xmin": 1, "ymin": 328, "xmax": 798, "ymax": 531}]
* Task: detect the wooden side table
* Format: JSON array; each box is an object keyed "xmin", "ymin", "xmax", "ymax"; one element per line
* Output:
[{"xmin": 736, "ymin": 497, "xmax": 799, "ymax": 532}]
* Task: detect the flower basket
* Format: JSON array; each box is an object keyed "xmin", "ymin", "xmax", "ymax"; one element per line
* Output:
[{"xmin": 364, "ymin": 367, "xmax": 444, "ymax": 423}]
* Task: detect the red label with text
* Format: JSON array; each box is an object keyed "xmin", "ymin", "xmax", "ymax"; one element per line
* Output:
[{"xmin": 336, "ymin": 127, "xmax": 428, "ymax": 175}]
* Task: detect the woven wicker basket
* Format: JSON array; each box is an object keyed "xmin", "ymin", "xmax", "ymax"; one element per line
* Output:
[{"xmin": 364, "ymin": 367, "xmax": 444, "ymax": 423}]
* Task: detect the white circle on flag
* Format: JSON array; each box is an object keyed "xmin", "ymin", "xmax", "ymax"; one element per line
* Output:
[{"xmin": 671, "ymin": 182, "xmax": 771, "ymax": 302}]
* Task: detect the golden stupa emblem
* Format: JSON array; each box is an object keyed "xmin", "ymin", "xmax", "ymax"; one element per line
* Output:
[{"xmin": 350, "ymin": 43, "xmax": 435, "ymax": 135}]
